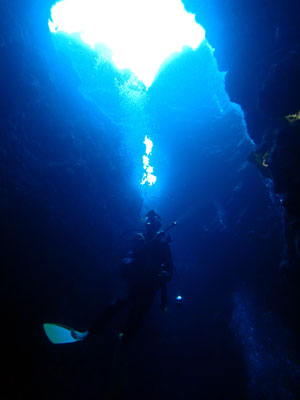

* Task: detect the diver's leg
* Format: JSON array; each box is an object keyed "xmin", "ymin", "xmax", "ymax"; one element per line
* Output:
[
  {"xmin": 89, "ymin": 298, "xmax": 129, "ymax": 335},
  {"xmin": 108, "ymin": 292, "xmax": 156, "ymax": 398},
  {"xmin": 70, "ymin": 298, "xmax": 129, "ymax": 341},
  {"xmin": 120, "ymin": 290, "xmax": 156, "ymax": 345}
]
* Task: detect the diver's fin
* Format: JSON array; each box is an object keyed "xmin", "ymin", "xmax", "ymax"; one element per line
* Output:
[{"xmin": 43, "ymin": 323, "xmax": 88, "ymax": 344}]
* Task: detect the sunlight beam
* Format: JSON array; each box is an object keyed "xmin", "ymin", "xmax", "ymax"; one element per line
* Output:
[
  {"xmin": 49, "ymin": 0, "xmax": 205, "ymax": 87},
  {"xmin": 141, "ymin": 135, "xmax": 156, "ymax": 185}
]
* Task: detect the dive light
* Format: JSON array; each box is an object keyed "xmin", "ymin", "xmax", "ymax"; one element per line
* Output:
[{"xmin": 176, "ymin": 295, "xmax": 183, "ymax": 307}]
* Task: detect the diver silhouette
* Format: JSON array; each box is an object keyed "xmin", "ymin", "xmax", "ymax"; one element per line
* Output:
[
  {"xmin": 43, "ymin": 210, "xmax": 177, "ymax": 348},
  {"xmin": 85, "ymin": 209, "xmax": 174, "ymax": 345}
]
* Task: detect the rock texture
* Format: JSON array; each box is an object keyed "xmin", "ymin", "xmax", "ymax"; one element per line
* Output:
[
  {"xmin": 184, "ymin": 0, "xmax": 300, "ymax": 268},
  {"xmin": 0, "ymin": 0, "xmax": 141, "ymax": 253},
  {"xmin": 0, "ymin": 2, "xmax": 142, "ymax": 391}
]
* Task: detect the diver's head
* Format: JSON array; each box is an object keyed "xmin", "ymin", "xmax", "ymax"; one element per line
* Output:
[{"xmin": 144, "ymin": 209, "xmax": 162, "ymax": 238}]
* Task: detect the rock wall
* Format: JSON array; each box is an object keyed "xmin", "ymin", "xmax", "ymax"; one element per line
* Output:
[
  {"xmin": 0, "ymin": 2, "xmax": 142, "ymax": 390},
  {"xmin": 0, "ymin": 0, "xmax": 141, "ymax": 256},
  {"xmin": 184, "ymin": 0, "xmax": 300, "ymax": 268}
]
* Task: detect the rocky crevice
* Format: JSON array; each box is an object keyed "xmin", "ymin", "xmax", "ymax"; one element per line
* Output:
[{"xmin": 184, "ymin": 0, "xmax": 300, "ymax": 268}]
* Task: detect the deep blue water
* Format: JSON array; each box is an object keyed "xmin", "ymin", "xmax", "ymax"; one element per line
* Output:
[{"xmin": 1, "ymin": 2, "xmax": 300, "ymax": 399}]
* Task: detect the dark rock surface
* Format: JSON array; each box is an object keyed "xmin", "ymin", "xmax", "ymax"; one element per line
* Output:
[
  {"xmin": 184, "ymin": 0, "xmax": 300, "ymax": 268},
  {"xmin": 1, "ymin": 1, "xmax": 142, "ymax": 395}
]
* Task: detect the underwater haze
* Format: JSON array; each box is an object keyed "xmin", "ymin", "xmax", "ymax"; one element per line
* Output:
[{"xmin": 1, "ymin": 0, "xmax": 299, "ymax": 399}]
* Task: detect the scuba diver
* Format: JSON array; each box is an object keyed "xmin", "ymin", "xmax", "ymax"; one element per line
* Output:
[
  {"xmin": 43, "ymin": 210, "xmax": 175, "ymax": 346},
  {"xmin": 88, "ymin": 209, "xmax": 174, "ymax": 344}
]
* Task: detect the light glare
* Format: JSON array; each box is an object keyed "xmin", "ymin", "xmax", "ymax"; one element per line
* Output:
[
  {"xmin": 144, "ymin": 136, "xmax": 153, "ymax": 155},
  {"xmin": 141, "ymin": 135, "xmax": 156, "ymax": 186},
  {"xmin": 49, "ymin": 0, "xmax": 205, "ymax": 87}
]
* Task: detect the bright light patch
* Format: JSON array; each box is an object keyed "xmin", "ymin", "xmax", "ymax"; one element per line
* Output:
[
  {"xmin": 143, "ymin": 155, "xmax": 150, "ymax": 166},
  {"xmin": 141, "ymin": 135, "xmax": 156, "ymax": 186},
  {"xmin": 49, "ymin": 0, "xmax": 205, "ymax": 87},
  {"xmin": 144, "ymin": 135, "xmax": 153, "ymax": 155}
]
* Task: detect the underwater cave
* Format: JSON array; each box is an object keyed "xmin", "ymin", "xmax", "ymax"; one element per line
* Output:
[{"xmin": 1, "ymin": 0, "xmax": 300, "ymax": 399}]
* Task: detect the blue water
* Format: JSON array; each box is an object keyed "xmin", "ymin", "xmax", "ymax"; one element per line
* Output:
[{"xmin": 1, "ymin": 1, "xmax": 299, "ymax": 399}]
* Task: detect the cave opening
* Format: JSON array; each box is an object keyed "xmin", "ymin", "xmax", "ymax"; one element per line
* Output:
[
  {"xmin": 48, "ymin": 0, "xmax": 209, "ymax": 191},
  {"xmin": 49, "ymin": 0, "xmax": 205, "ymax": 88}
]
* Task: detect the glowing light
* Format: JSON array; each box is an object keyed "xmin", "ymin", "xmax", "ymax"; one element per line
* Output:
[
  {"xmin": 144, "ymin": 135, "xmax": 153, "ymax": 155},
  {"xmin": 285, "ymin": 110, "xmax": 300, "ymax": 123},
  {"xmin": 49, "ymin": 0, "xmax": 205, "ymax": 87},
  {"xmin": 143, "ymin": 155, "xmax": 149, "ymax": 166},
  {"xmin": 141, "ymin": 135, "xmax": 156, "ymax": 185}
]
